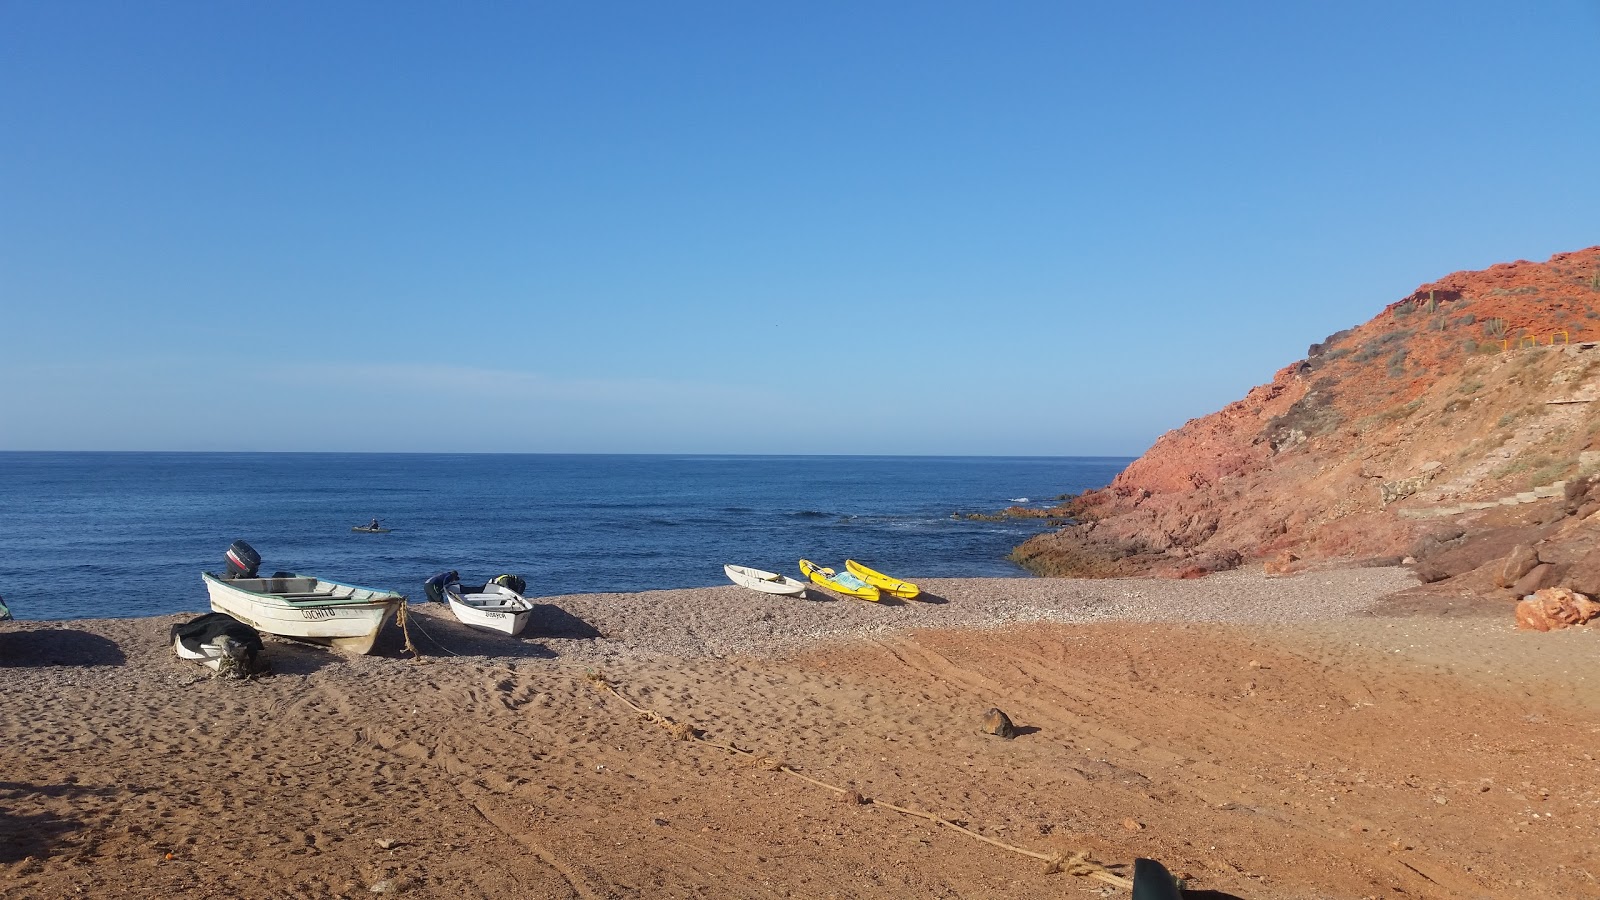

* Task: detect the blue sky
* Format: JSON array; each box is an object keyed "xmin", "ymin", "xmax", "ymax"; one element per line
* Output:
[{"xmin": 3, "ymin": 2, "xmax": 1597, "ymax": 454}]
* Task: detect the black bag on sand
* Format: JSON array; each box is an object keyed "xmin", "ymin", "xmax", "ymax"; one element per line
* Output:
[
  {"xmin": 1131, "ymin": 858, "xmax": 1183, "ymax": 900},
  {"xmin": 171, "ymin": 612, "xmax": 265, "ymax": 658}
]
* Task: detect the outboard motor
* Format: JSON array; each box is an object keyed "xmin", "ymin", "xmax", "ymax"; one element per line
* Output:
[
  {"xmin": 423, "ymin": 570, "xmax": 460, "ymax": 603},
  {"xmin": 224, "ymin": 540, "xmax": 261, "ymax": 580},
  {"xmin": 491, "ymin": 574, "xmax": 527, "ymax": 595}
]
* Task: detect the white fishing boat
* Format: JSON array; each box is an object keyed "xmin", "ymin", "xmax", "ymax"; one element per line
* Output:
[
  {"xmin": 445, "ymin": 580, "xmax": 534, "ymax": 636},
  {"xmin": 723, "ymin": 564, "xmax": 807, "ymax": 597},
  {"xmin": 201, "ymin": 541, "xmax": 404, "ymax": 655},
  {"xmin": 424, "ymin": 572, "xmax": 533, "ymax": 636}
]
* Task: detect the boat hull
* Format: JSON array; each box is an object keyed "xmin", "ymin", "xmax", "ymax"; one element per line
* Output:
[
  {"xmin": 845, "ymin": 560, "xmax": 920, "ymax": 599},
  {"xmin": 798, "ymin": 559, "xmax": 881, "ymax": 601},
  {"xmin": 443, "ymin": 583, "xmax": 533, "ymax": 636},
  {"xmin": 202, "ymin": 573, "xmax": 402, "ymax": 655},
  {"xmin": 724, "ymin": 564, "xmax": 807, "ymax": 597}
]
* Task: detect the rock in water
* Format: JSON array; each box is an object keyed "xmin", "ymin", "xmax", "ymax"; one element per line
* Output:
[{"xmin": 981, "ymin": 708, "xmax": 1017, "ymax": 739}]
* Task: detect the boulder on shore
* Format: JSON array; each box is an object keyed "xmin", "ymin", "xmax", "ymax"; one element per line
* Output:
[{"xmin": 1514, "ymin": 587, "xmax": 1600, "ymax": 632}]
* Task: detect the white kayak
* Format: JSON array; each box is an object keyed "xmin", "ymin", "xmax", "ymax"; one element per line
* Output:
[{"xmin": 724, "ymin": 564, "xmax": 807, "ymax": 597}]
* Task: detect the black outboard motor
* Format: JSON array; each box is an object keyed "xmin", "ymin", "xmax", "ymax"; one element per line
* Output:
[
  {"xmin": 491, "ymin": 574, "xmax": 527, "ymax": 595},
  {"xmin": 423, "ymin": 570, "xmax": 460, "ymax": 603},
  {"xmin": 224, "ymin": 540, "xmax": 261, "ymax": 580}
]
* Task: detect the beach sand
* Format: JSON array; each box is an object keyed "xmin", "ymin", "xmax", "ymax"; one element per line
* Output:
[{"xmin": 1, "ymin": 568, "xmax": 1597, "ymax": 899}]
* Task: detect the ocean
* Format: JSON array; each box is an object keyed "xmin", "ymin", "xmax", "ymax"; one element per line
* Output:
[{"xmin": 0, "ymin": 453, "xmax": 1129, "ymax": 620}]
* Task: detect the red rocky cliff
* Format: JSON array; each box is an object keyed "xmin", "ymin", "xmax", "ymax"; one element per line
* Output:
[{"xmin": 1015, "ymin": 246, "xmax": 1600, "ymax": 584}]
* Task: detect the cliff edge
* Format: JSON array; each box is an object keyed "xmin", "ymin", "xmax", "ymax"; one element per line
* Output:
[{"xmin": 1015, "ymin": 246, "xmax": 1600, "ymax": 603}]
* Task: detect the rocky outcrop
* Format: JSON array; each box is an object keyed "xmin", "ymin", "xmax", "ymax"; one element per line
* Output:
[
  {"xmin": 1515, "ymin": 587, "xmax": 1600, "ymax": 631},
  {"xmin": 1015, "ymin": 247, "xmax": 1600, "ymax": 585}
]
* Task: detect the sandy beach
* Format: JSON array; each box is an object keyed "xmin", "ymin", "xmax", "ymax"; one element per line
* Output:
[{"xmin": 2, "ymin": 568, "xmax": 1598, "ymax": 899}]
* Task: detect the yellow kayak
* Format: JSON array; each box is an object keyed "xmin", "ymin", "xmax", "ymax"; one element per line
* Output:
[
  {"xmin": 799, "ymin": 559, "xmax": 881, "ymax": 601},
  {"xmin": 845, "ymin": 560, "xmax": 921, "ymax": 600}
]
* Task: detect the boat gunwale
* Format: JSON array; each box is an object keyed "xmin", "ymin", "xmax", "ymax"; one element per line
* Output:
[
  {"xmin": 201, "ymin": 571, "xmax": 406, "ymax": 608},
  {"xmin": 443, "ymin": 583, "xmax": 533, "ymax": 614}
]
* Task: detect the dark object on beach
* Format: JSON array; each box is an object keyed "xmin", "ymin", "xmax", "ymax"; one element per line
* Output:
[
  {"xmin": 981, "ymin": 707, "xmax": 1017, "ymax": 739},
  {"xmin": 224, "ymin": 540, "xmax": 261, "ymax": 580},
  {"xmin": 1131, "ymin": 857, "xmax": 1183, "ymax": 900},
  {"xmin": 423, "ymin": 571, "xmax": 460, "ymax": 604},
  {"xmin": 0, "ymin": 594, "xmax": 10, "ymax": 621},
  {"xmin": 491, "ymin": 573, "xmax": 527, "ymax": 595},
  {"xmin": 171, "ymin": 612, "xmax": 264, "ymax": 678}
]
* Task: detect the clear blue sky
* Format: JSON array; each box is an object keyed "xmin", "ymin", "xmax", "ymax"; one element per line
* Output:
[{"xmin": 3, "ymin": 2, "xmax": 1596, "ymax": 454}]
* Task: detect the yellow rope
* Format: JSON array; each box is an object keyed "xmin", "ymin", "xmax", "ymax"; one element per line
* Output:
[
  {"xmin": 394, "ymin": 601, "xmax": 420, "ymax": 660},
  {"xmin": 583, "ymin": 673, "xmax": 1132, "ymax": 890}
]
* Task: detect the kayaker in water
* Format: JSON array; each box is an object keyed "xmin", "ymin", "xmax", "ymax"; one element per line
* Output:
[{"xmin": 368, "ymin": 518, "xmax": 380, "ymax": 530}]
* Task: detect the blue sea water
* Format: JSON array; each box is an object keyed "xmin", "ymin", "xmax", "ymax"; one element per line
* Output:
[{"xmin": 0, "ymin": 453, "xmax": 1129, "ymax": 621}]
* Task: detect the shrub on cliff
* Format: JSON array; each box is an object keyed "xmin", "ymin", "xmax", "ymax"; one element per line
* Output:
[
  {"xmin": 1308, "ymin": 329, "xmax": 1353, "ymax": 357},
  {"xmin": 1262, "ymin": 389, "xmax": 1342, "ymax": 452}
]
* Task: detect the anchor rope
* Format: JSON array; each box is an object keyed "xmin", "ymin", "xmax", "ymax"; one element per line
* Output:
[
  {"xmin": 398, "ymin": 606, "xmax": 465, "ymax": 658},
  {"xmin": 393, "ymin": 600, "xmax": 420, "ymax": 660}
]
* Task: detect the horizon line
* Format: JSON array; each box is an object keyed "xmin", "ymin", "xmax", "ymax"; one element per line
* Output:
[{"xmin": 0, "ymin": 449, "xmax": 1142, "ymax": 460}]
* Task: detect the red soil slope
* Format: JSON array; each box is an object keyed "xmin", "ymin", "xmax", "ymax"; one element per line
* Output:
[{"xmin": 1015, "ymin": 246, "xmax": 1600, "ymax": 592}]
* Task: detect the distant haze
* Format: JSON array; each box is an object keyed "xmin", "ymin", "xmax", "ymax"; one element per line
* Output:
[{"xmin": 3, "ymin": 3, "xmax": 1597, "ymax": 454}]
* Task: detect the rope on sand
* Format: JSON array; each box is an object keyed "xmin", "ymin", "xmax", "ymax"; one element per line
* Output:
[
  {"xmin": 394, "ymin": 601, "xmax": 420, "ymax": 660},
  {"xmin": 584, "ymin": 672, "xmax": 1133, "ymax": 890}
]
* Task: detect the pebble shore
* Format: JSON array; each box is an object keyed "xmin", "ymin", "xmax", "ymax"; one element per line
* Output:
[{"xmin": 483, "ymin": 566, "xmax": 1421, "ymax": 661}]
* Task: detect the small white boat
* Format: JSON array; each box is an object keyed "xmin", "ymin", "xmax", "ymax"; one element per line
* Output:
[
  {"xmin": 724, "ymin": 564, "xmax": 807, "ymax": 597},
  {"xmin": 201, "ymin": 541, "xmax": 403, "ymax": 655},
  {"xmin": 444, "ymin": 581, "xmax": 534, "ymax": 636},
  {"xmin": 171, "ymin": 612, "xmax": 263, "ymax": 676}
]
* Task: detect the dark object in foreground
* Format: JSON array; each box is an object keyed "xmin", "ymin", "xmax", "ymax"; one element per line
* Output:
[
  {"xmin": 424, "ymin": 571, "xmax": 461, "ymax": 603},
  {"xmin": 981, "ymin": 707, "xmax": 1017, "ymax": 739},
  {"xmin": 171, "ymin": 612, "xmax": 264, "ymax": 678},
  {"xmin": 1132, "ymin": 857, "xmax": 1184, "ymax": 899}
]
